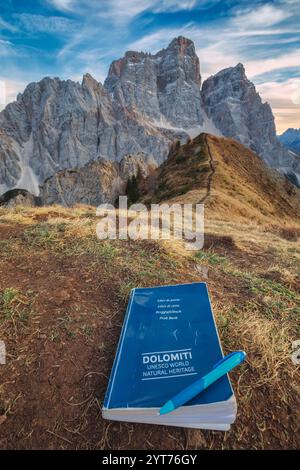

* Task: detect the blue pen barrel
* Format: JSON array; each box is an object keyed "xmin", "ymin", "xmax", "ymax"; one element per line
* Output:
[
  {"xmin": 169, "ymin": 351, "xmax": 246, "ymax": 409},
  {"xmin": 171, "ymin": 377, "xmax": 206, "ymax": 408}
]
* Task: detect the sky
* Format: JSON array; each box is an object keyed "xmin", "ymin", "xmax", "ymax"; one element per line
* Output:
[{"xmin": 0, "ymin": 0, "xmax": 299, "ymax": 134}]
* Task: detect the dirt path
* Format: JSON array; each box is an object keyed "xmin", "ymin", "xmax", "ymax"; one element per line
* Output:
[{"xmin": 197, "ymin": 134, "xmax": 216, "ymax": 204}]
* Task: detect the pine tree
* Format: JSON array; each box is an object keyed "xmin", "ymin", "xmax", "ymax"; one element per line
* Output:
[{"xmin": 126, "ymin": 174, "xmax": 140, "ymax": 205}]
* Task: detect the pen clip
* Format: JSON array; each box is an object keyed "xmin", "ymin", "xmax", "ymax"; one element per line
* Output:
[{"xmin": 213, "ymin": 351, "xmax": 238, "ymax": 369}]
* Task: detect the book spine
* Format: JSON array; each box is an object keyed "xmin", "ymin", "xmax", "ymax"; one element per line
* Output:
[{"xmin": 103, "ymin": 288, "xmax": 135, "ymax": 409}]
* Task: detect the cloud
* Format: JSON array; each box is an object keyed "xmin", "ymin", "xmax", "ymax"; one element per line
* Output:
[
  {"xmin": 47, "ymin": 0, "xmax": 74, "ymax": 11},
  {"xmin": 70, "ymin": 48, "xmax": 108, "ymax": 82},
  {"xmin": 128, "ymin": 29, "xmax": 183, "ymax": 52},
  {"xmin": 0, "ymin": 16, "xmax": 18, "ymax": 32},
  {"xmin": 0, "ymin": 39, "xmax": 13, "ymax": 46},
  {"xmin": 153, "ymin": 1, "xmax": 198, "ymax": 13},
  {"xmin": 197, "ymin": 39, "xmax": 300, "ymax": 81},
  {"xmin": 197, "ymin": 3, "xmax": 299, "ymax": 77},
  {"xmin": 49, "ymin": 0, "xmax": 215, "ymax": 25},
  {"xmin": 15, "ymin": 13, "xmax": 76, "ymax": 35},
  {"xmin": 127, "ymin": 0, "xmax": 300, "ymax": 75},
  {"xmin": 0, "ymin": 77, "xmax": 27, "ymax": 110},
  {"xmin": 99, "ymin": 0, "xmax": 154, "ymax": 19},
  {"xmin": 257, "ymin": 78, "xmax": 300, "ymax": 108},
  {"xmin": 232, "ymin": 4, "xmax": 292, "ymax": 29},
  {"xmin": 154, "ymin": 0, "xmax": 204, "ymax": 14},
  {"xmin": 245, "ymin": 49, "xmax": 300, "ymax": 78},
  {"xmin": 198, "ymin": 44, "xmax": 240, "ymax": 78},
  {"xmin": 0, "ymin": 39, "xmax": 16, "ymax": 58},
  {"xmin": 272, "ymin": 107, "xmax": 300, "ymax": 134},
  {"xmin": 55, "ymin": 1, "xmax": 157, "ymax": 59},
  {"xmin": 257, "ymin": 78, "xmax": 300, "ymax": 133},
  {"xmin": 57, "ymin": 0, "xmax": 299, "ymax": 85},
  {"xmin": 97, "ymin": 0, "xmax": 213, "ymax": 19}
]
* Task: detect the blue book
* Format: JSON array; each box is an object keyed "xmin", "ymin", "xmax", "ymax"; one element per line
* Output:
[{"xmin": 102, "ymin": 282, "xmax": 237, "ymax": 430}]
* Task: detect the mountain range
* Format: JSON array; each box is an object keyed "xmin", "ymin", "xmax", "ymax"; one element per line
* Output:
[
  {"xmin": 278, "ymin": 128, "xmax": 300, "ymax": 156},
  {"xmin": 0, "ymin": 36, "xmax": 299, "ymax": 205}
]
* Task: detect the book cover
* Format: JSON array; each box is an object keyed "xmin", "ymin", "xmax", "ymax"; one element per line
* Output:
[{"xmin": 103, "ymin": 282, "xmax": 233, "ymax": 410}]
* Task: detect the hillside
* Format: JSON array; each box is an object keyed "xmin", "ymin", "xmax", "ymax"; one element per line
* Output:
[{"xmin": 141, "ymin": 133, "xmax": 300, "ymax": 226}]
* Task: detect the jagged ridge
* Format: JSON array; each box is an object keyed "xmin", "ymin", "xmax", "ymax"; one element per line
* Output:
[{"xmin": 0, "ymin": 35, "xmax": 299, "ymax": 204}]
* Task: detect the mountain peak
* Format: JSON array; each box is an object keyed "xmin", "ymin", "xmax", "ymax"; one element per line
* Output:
[
  {"xmin": 82, "ymin": 72, "xmax": 96, "ymax": 82},
  {"xmin": 163, "ymin": 36, "xmax": 196, "ymax": 57},
  {"xmin": 235, "ymin": 62, "xmax": 245, "ymax": 72},
  {"xmin": 82, "ymin": 73, "xmax": 99, "ymax": 87},
  {"xmin": 104, "ymin": 35, "xmax": 203, "ymax": 128},
  {"xmin": 211, "ymin": 62, "xmax": 246, "ymax": 80},
  {"xmin": 168, "ymin": 35, "xmax": 195, "ymax": 48},
  {"xmin": 280, "ymin": 127, "xmax": 300, "ymax": 135},
  {"xmin": 201, "ymin": 61, "xmax": 297, "ymax": 176},
  {"xmin": 278, "ymin": 128, "xmax": 300, "ymax": 158}
]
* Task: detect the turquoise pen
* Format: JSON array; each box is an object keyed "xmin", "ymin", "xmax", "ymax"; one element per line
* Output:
[{"xmin": 159, "ymin": 350, "xmax": 246, "ymax": 415}]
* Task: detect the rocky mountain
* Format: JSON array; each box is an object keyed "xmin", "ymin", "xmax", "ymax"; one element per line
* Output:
[
  {"xmin": 0, "ymin": 188, "xmax": 41, "ymax": 208},
  {"xmin": 0, "ymin": 72, "xmax": 176, "ymax": 198},
  {"xmin": 278, "ymin": 128, "xmax": 300, "ymax": 156},
  {"xmin": 104, "ymin": 36, "xmax": 206, "ymax": 130},
  {"xmin": 0, "ymin": 35, "xmax": 299, "ymax": 205},
  {"xmin": 40, "ymin": 153, "xmax": 153, "ymax": 206},
  {"xmin": 202, "ymin": 64, "xmax": 280, "ymax": 164},
  {"xmin": 201, "ymin": 64, "xmax": 300, "ymax": 186}
]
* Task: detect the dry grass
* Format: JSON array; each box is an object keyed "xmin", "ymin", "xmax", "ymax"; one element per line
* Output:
[
  {"xmin": 265, "ymin": 224, "xmax": 300, "ymax": 241},
  {"xmin": 145, "ymin": 134, "xmax": 300, "ymax": 227},
  {"xmin": 0, "ymin": 287, "xmax": 35, "ymax": 337}
]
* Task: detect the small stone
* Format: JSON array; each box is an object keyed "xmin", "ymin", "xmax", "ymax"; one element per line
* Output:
[{"xmin": 0, "ymin": 415, "xmax": 7, "ymax": 425}]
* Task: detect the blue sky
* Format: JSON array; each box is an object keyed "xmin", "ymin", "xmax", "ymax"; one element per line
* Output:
[{"xmin": 0, "ymin": 0, "xmax": 299, "ymax": 132}]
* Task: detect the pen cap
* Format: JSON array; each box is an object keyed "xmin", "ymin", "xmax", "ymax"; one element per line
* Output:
[{"xmin": 213, "ymin": 351, "xmax": 246, "ymax": 369}]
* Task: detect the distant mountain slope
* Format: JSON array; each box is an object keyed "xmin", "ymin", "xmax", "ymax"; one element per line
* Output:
[
  {"xmin": 278, "ymin": 128, "xmax": 300, "ymax": 155},
  {"xmin": 141, "ymin": 133, "xmax": 300, "ymax": 225},
  {"xmin": 202, "ymin": 64, "xmax": 293, "ymax": 173},
  {"xmin": 0, "ymin": 73, "xmax": 181, "ymax": 197}
]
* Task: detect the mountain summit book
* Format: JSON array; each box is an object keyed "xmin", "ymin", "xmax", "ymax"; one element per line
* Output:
[{"xmin": 102, "ymin": 282, "xmax": 237, "ymax": 430}]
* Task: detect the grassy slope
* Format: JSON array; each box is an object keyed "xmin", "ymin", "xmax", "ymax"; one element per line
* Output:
[
  {"xmin": 0, "ymin": 204, "xmax": 299, "ymax": 449},
  {"xmin": 144, "ymin": 133, "xmax": 300, "ymax": 227}
]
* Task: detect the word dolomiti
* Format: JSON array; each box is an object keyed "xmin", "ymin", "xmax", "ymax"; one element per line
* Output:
[
  {"xmin": 142, "ymin": 350, "xmax": 193, "ymax": 364},
  {"xmin": 96, "ymin": 196, "xmax": 204, "ymax": 250}
]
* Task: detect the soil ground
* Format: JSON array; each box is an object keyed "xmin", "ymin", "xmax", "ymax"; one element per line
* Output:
[{"xmin": 0, "ymin": 206, "xmax": 299, "ymax": 449}]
